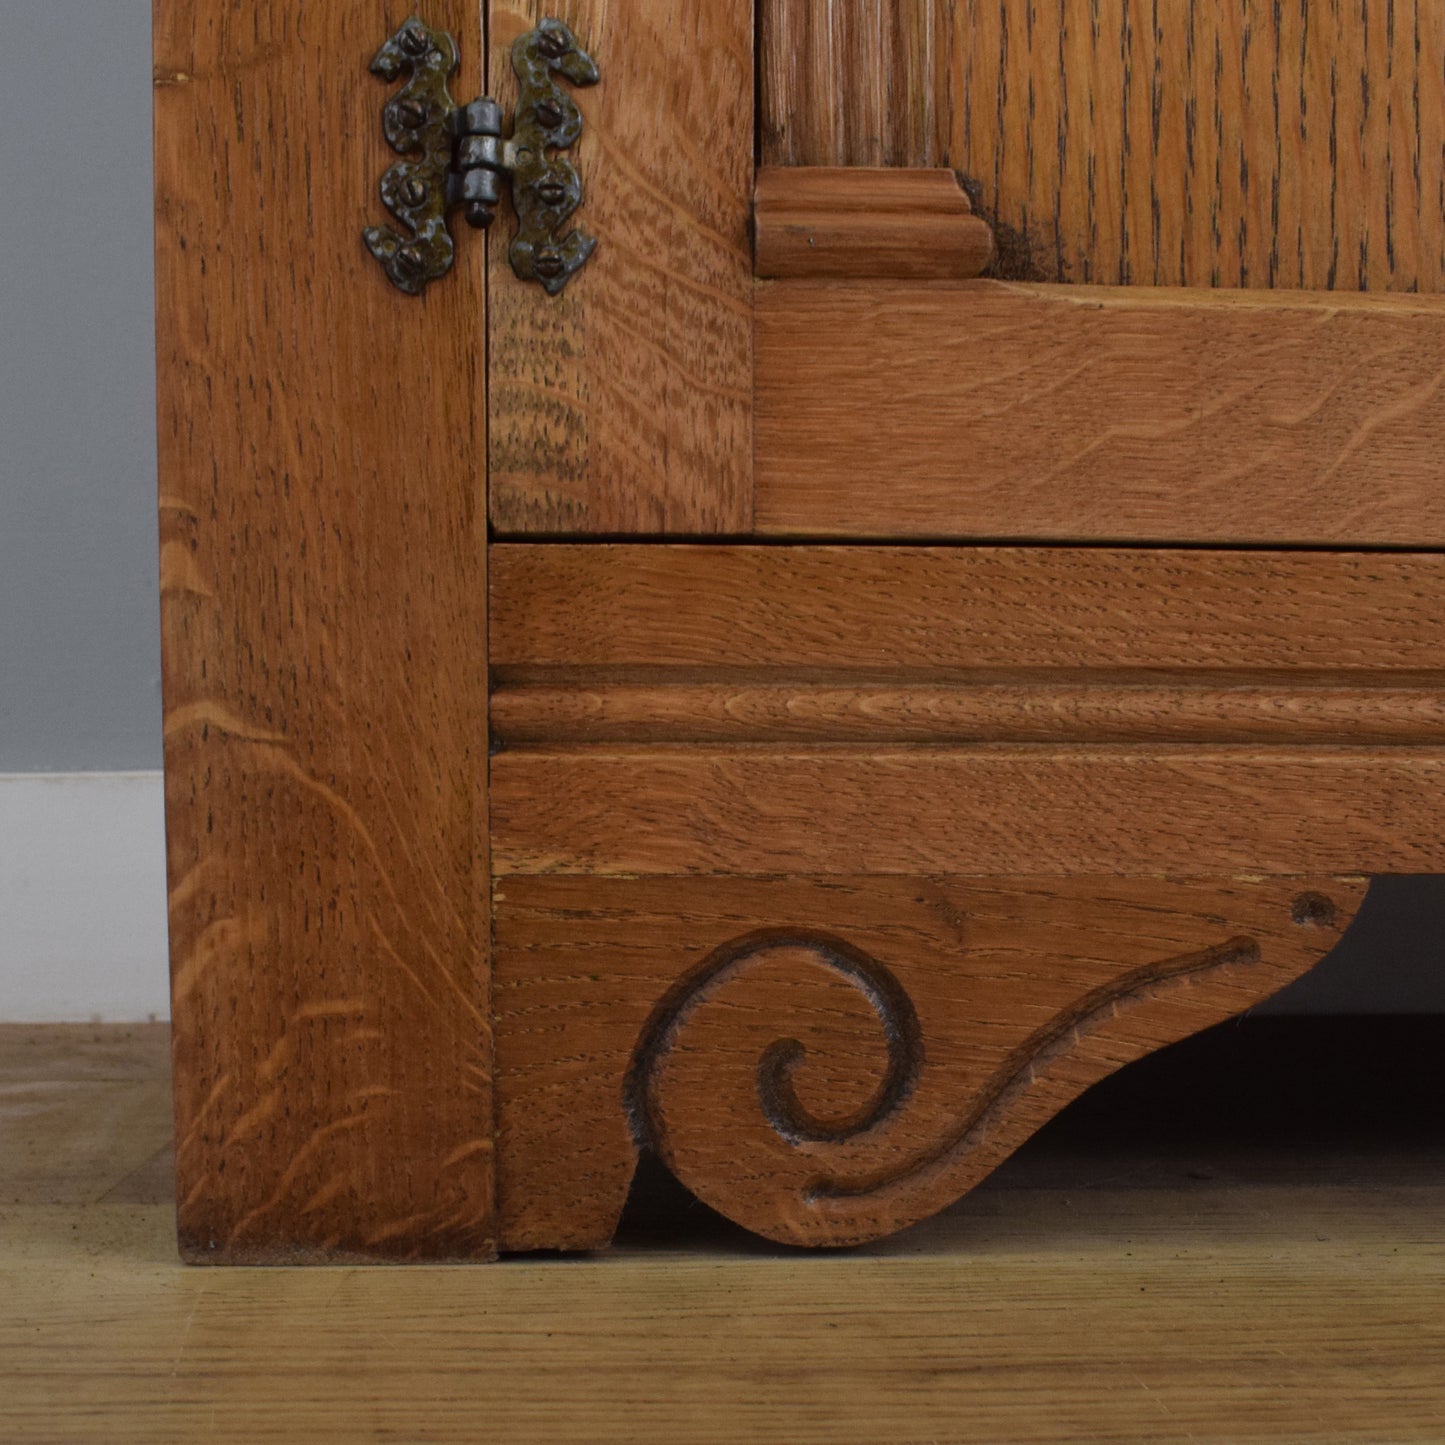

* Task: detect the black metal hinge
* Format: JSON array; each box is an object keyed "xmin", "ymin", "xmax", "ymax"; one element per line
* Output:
[{"xmin": 364, "ymin": 15, "xmax": 598, "ymax": 298}]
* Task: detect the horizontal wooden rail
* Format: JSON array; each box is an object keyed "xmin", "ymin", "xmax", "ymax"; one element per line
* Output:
[
  {"xmin": 754, "ymin": 282, "xmax": 1445, "ymax": 546},
  {"xmin": 491, "ymin": 545, "xmax": 1445, "ymax": 673},
  {"xmin": 491, "ymin": 544, "xmax": 1445, "ymax": 878},
  {"xmin": 491, "ymin": 744, "xmax": 1445, "ymax": 877}
]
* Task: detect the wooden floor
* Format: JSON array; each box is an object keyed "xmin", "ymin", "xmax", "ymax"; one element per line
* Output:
[{"xmin": 2, "ymin": 1022, "xmax": 1444, "ymax": 1442}]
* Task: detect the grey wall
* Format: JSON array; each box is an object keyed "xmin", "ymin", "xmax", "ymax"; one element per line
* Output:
[
  {"xmin": 0, "ymin": 0, "xmax": 160, "ymax": 772},
  {"xmin": 0, "ymin": 2, "xmax": 1439, "ymax": 1009}
]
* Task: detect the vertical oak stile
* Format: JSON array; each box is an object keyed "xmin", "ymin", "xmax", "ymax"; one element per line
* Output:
[
  {"xmin": 487, "ymin": 1, "xmax": 755, "ymax": 535},
  {"xmin": 156, "ymin": 0, "xmax": 493, "ymax": 1260}
]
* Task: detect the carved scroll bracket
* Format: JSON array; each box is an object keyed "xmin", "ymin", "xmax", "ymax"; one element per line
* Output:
[{"xmin": 494, "ymin": 876, "xmax": 1369, "ymax": 1251}]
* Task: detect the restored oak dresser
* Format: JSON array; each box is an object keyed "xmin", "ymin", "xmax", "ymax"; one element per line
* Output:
[{"xmin": 155, "ymin": 1, "xmax": 1445, "ymax": 1260}]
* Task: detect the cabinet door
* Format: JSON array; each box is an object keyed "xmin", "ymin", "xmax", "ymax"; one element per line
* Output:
[
  {"xmin": 489, "ymin": 1, "xmax": 1445, "ymax": 545},
  {"xmin": 753, "ymin": 0, "xmax": 1445, "ymax": 544}
]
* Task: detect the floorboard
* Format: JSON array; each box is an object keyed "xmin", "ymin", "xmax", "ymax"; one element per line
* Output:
[{"xmin": 2, "ymin": 1020, "xmax": 1443, "ymax": 1443}]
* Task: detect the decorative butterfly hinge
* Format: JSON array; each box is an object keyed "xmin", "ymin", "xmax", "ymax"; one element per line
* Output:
[{"xmin": 363, "ymin": 15, "xmax": 599, "ymax": 297}]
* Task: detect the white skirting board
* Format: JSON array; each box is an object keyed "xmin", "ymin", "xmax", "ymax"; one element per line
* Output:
[{"xmin": 0, "ymin": 772, "xmax": 169, "ymax": 1023}]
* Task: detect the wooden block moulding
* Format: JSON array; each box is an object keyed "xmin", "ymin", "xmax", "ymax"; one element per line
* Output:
[{"xmin": 753, "ymin": 167, "xmax": 995, "ymax": 280}]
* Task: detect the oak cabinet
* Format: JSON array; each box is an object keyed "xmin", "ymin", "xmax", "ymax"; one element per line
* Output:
[{"xmin": 156, "ymin": 0, "xmax": 1445, "ymax": 1259}]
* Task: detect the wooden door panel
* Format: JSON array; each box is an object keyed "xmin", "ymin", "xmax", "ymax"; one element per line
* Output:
[
  {"xmin": 754, "ymin": 4, "xmax": 1445, "ymax": 544},
  {"xmin": 487, "ymin": 1, "xmax": 755, "ymax": 536},
  {"xmin": 762, "ymin": 0, "xmax": 1445, "ymax": 293}
]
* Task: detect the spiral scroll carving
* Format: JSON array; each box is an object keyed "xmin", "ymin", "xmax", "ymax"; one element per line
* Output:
[
  {"xmin": 622, "ymin": 920, "xmax": 1315, "ymax": 1246},
  {"xmin": 627, "ymin": 931, "xmax": 923, "ymax": 1157}
]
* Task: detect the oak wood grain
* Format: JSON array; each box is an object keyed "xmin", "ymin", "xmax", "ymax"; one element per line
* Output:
[
  {"xmin": 491, "ymin": 678, "xmax": 1445, "ymax": 746},
  {"xmin": 761, "ymin": 0, "xmax": 1445, "ymax": 293},
  {"xmin": 11, "ymin": 1036, "xmax": 1445, "ymax": 1445},
  {"xmin": 491, "ymin": 744, "xmax": 1445, "ymax": 877},
  {"xmin": 488, "ymin": 1, "xmax": 755, "ymax": 535},
  {"xmin": 494, "ymin": 875, "xmax": 1364, "ymax": 1248},
  {"xmin": 491, "ymin": 544, "xmax": 1445, "ymax": 674},
  {"xmin": 491, "ymin": 538, "xmax": 1445, "ymax": 744},
  {"xmin": 155, "ymin": 0, "xmax": 493, "ymax": 1261},
  {"xmin": 756, "ymin": 280, "xmax": 1445, "ymax": 544},
  {"xmin": 754, "ymin": 166, "xmax": 994, "ymax": 279}
]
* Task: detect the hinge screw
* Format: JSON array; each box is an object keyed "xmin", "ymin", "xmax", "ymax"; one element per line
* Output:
[
  {"xmin": 534, "ymin": 250, "xmax": 566, "ymax": 281},
  {"xmin": 396, "ymin": 243, "xmax": 427, "ymax": 278},
  {"xmin": 400, "ymin": 177, "xmax": 429, "ymax": 208},
  {"xmin": 534, "ymin": 180, "xmax": 567, "ymax": 207},
  {"xmin": 395, "ymin": 99, "xmax": 428, "ymax": 129},
  {"xmin": 534, "ymin": 99, "xmax": 565, "ymax": 129},
  {"xmin": 536, "ymin": 28, "xmax": 568, "ymax": 60},
  {"xmin": 400, "ymin": 23, "xmax": 432, "ymax": 56}
]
